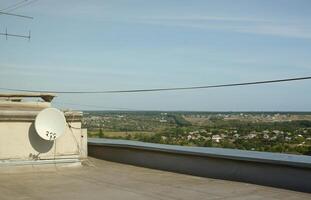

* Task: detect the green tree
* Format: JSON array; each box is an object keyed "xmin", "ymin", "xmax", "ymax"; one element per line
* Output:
[{"xmin": 98, "ymin": 124, "xmax": 104, "ymax": 138}]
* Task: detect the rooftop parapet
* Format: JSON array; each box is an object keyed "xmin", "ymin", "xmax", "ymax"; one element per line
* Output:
[
  {"xmin": 88, "ymin": 138, "xmax": 311, "ymax": 193},
  {"xmin": 0, "ymin": 93, "xmax": 82, "ymax": 121},
  {"xmin": 0, "ymin": 93, "xmax": 56, "ymax": 102},
  {"xmin": 0, "ymin": 110, "xmax": 83, "ymax": 122},
  {"xmin": 0, "ymin": 93, "xmax": 56, "ymax": 111}
]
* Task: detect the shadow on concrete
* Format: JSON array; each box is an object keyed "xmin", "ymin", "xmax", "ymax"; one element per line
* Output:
[{"xmin": 28, "ymin": 123, "xmax": 54, "ymax": 153}]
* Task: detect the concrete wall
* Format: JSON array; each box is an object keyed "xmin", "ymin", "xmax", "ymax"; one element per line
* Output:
[
  {"xmin": 88, "ymin": 139, "xmax": 311, "ymax": 193},
  {"xmin": 0, "ymin": 110, "xmax": 87, "ymax": 162}
]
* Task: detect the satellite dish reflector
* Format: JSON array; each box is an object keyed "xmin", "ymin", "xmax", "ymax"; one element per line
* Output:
[{"xmin": 35, "ymin": 108, "xmax": 66, "ymax": 141}]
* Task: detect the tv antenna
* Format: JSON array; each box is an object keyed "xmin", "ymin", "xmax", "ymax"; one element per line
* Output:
[
  {"xmin": 0, "ymin": 28, "xmax": 31, "ymax": 40},
  {"xmin": 0, "ymin": 0, "xmax": 36, "ymax": 41},
  {"xmin": 0, "ymin": 11, "xmax": 33, "ymax": 19}
]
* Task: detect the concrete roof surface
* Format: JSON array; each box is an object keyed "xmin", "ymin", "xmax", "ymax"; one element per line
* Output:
[{"xmin": 0, "ymin": 157, "xmax": 310, "ymax": 200}]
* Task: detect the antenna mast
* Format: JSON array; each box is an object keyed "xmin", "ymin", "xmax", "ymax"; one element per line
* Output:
[
  {"xmin": 0, "ymin": 1, "xmax": 35, "ymax": 41},
  {"xmin": 0, "ymin": 28, "xmax": 31, "ymax": 40}
]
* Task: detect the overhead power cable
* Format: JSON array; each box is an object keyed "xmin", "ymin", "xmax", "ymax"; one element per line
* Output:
[{"xmin": 0, "ymin": 76, "xmax": 310, "ymax": 94}]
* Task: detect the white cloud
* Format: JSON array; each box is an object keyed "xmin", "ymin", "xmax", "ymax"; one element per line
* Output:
[
  {"xmin": 237, "ymin": 23, "xmax": 311, "ymax": 39},
  {"xmin": 133, "ymin": 16, "xmax": 311, "ymax": 39},
  {"xmin": 141, "ymin": 15, "xmax": 271, "ymax": 23},
  {"xmin": 20, "ymin": 0, "xmax": 311, "ymax": 39}
]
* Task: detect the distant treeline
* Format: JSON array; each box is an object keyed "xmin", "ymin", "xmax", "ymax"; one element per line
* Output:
[
  {"xmin": 84, "ymin": 110, "xmax": 311, "ymax": 116},
  {"xmin": 168, "ymin": 114, "xmax": 191, "ymax": 126}
]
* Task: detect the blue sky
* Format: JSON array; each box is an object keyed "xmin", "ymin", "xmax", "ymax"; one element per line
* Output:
[{"xmin": 1, "ymin": 0, "xmax": 311, "ymax": 111}]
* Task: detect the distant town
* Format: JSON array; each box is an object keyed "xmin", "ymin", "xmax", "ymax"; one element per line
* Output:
[{"xmin": 83, "ymin": 111, "xmax": 311, "ymax": 155}]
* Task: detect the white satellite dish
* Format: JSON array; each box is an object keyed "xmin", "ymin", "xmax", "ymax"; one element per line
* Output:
[{"xmin": 35, "ymin": 108, "xmax": 66, "ymax": 141}]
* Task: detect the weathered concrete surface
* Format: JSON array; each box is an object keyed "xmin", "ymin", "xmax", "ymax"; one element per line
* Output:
[
  {"xmin": 0, "ymin": 93, "xmax": 56, "ymax": 102},
  {"xmin": 88, "ymin": 139, "xmax": 311, "ymax": 192},
  {"xmin": 0, "ymin": 157, "xmax": 309, "ymax": 200},
  {"xmin": 0, "ymin": 108, "xmax": 86, "ymax": 161},
  {"xmin": 0, "ymin": 121, "xmax": 86, "ymax": 160}
]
